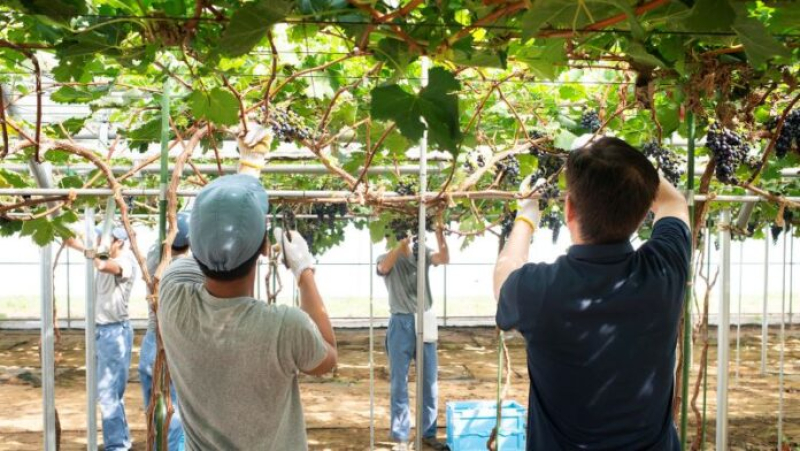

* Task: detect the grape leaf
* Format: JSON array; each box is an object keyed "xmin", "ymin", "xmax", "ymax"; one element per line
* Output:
[
  {"xmin": 371, "ymin": 68, "xmax": 463, "ymax": 154},
  {"xmin": 732, "ymin": 17, "xmax": 792, "ymax": 68},
  {"xmin": 681, "ymin": 0, "xmax": 736, "ymax": 32},
  {"xmin": 218, "ymin": 0, "xmax": 290, "ymax": 57},
  {"xmin": 20, "ymin": 217, "xmax": 55, "ymax": 247},
  {"xmin": 520, "ymin": 0, "xmax": 576, "ymax": 40},
  {"xmin": 515, "ymin": 38, "xmax": 566, "ymax": 80},
  {"xmin": 188, "ymin": 87, "xmax": 240, "ymax": 126},
  {"xmin": 51, "ymin": 85, "xmax": 111, "ymax": 103}
]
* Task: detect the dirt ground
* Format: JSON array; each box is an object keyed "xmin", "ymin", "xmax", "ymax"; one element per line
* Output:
[{"xmin": 0, "ymin": 326, "xmax": 799, "ymax": 450}]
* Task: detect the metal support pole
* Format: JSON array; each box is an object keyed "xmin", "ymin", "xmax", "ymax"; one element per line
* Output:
[
  {"xmin": 84, "ymin": 207, "xmax": 97, "ymax": 450},
  {"xmin": 40, "ymin": 243, "xmax": 56, "ymax": 451},
  {"xmin": 443, "ymin": 265, "xmax": 447, "ymax": 327},
  {"xmin": 735, "ymin": 241, "xmax": 744, "ymax": 386},
  {"xmin": 761, "ymin": 228, "xmax": 770, "ymax": 375},
  {"xmin": 715, "ymin": 209, "xmax": 731, "ymax": 451},
  {"xmin": 790, "ymin": 234, "xmax": 794, "ymax": 327},
  {"xmin": 368, "ymin": 218, "xmax": 375, "ymax": 450},
  {"xmin": 414, "ymin": 57, "xmax": 430, "ymax": 451},
  {"xmin": 777, "ymin": 228, "xmax": 787, "ymax": 450},
  {"xmin": 679, "ymin": 109, "xmax": 695, "ymax": 450}
]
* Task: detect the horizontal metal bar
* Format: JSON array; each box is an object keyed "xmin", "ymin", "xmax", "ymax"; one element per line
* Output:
[
  {"xmin": 1, "ymin": 163, "xmax": 447, "ymax": 175},
  {"xmin": 0, "ymin": 188, "xmax": 380, "ymax": 198},
  {"xmin": 3, "ymin": 188, "xmax": 800, "ymax": 203}
]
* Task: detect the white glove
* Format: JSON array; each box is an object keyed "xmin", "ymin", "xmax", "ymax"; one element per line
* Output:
[
  {"xmin": 517, "ymin": 175, "xmax": 542, "ymax": 230},
  {"xmin": 274, "ymin": 227, "xmax": 315, "ymax": 282},
  {"xmin": 236, "ymin": 123, "xmax": 273, "ymax": 177}
]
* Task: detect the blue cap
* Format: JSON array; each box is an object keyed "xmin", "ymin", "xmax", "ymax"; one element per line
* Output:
[
  {"xmin": 190, "ymin": 174, "xmax": 269, "ymax": 272},
  {"xmin": 173, "ymin": 212, "xmax": 190, "ymax": 248},
  {"xmin": 96, "ymin": 225, "xmax": 128, "ymax": 241}
]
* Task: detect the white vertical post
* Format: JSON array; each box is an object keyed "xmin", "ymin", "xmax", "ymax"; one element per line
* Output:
[
  {"xmin": 789, "ymin": 235, "xmax": 794, "ymax": 326},
  {"xmin": 777, "ymin": 228, "xmax": 787, "ymax": 451},
  {"xmin": 735, "ymin": 241, "xmax": 743, "ymax": 386},
  {"xmin": 40, "ymin": 243, "xmax": 56, "ymax": 451},
  {"xmin": 761, "ymin": 229, "xmax": 769, "ymax": 375},
  {"xmin": 415, "ymin": 57, "xmax": 430, "ymax": 451},
  {"xmin": 368, "ymin": 218, "xmax": 375, "ymax": 451},
  {"xmin": 85, "ymin": 207, "xmax": 97, "ymax": 450},
  {"xmin": 715, "ymin": 209, "xmax": 731, "ymax": 451}
]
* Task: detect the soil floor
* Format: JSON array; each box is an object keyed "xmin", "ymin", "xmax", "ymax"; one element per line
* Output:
[{"xmin": 0, "ymin": 326, "xmax": 799, "ymax": 450}]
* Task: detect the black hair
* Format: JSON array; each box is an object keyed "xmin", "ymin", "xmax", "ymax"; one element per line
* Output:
[
  {"xmin": 565, "ymin": 137, "xmax": 660, "ymax": 244},
  {"xmin": 196, "ymin": 237, "xmax": 265, "ymax": 282},
  {"xmin": 171, "ymin": 244, "xmax": 190, "ymax": 254}
]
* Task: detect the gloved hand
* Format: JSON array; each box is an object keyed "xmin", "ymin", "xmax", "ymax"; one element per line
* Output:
[
  {"xmin": 274, "ymin": 227, "xmax": 315, "ymax": 282},
  {"xmin": 236, "ymin": 123, "xmax": 273, "ymax": 177},
  {"xmin": 516, "ymin": 175, "xmax": 542, "ymax": 231}
]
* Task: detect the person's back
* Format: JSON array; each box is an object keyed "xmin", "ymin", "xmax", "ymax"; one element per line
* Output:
[
  {"xmin": 158, "ymin": 171, "xmax": 337, "ymax": 451},
  {"xmin": 494, "ymin": 137, "xmax": 690, "ymax": 450},
  {"xmin": 159, "ymin": 257, "xmax": 326, "ymax": 450}
]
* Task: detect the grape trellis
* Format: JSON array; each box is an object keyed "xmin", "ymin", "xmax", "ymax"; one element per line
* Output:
[{"xmin": 0, "ymin": 0, "xmax": 799, "ymax": 450}]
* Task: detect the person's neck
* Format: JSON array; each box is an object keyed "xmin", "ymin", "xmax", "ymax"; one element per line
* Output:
[{"xmin": 204, "ymin": 272, "xmax": 255, "ymax": 299}]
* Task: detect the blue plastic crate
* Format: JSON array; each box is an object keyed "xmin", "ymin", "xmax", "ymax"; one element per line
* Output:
[{"xmin": 446, "ymin": 400, "xmax": 526, "ymax": 451}]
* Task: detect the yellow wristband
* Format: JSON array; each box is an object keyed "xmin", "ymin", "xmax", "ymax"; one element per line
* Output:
[
  {"xmin": 239, "ymin": 160, "xmax": 264, "ymax": 171},
  {"xmin": 514, "ymin": 216, "xmax": 536, "ymax": 232}
]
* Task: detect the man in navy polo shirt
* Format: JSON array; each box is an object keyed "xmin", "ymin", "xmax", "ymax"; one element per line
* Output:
[{"xmin": 494, "ymin": 137, "xmax": 690, "ymax": 450}]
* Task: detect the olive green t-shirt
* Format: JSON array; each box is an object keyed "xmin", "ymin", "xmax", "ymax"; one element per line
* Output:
[
  {"xmin": 377, "ymin": 248, "xmax": 434, "ymax": 315},
  {"xmin": 158, "ymin": 257, "xmax": 327, "ymax": 451}
]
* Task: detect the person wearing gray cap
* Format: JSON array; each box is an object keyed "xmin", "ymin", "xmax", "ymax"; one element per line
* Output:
[
  {"xmin": 138, "ymin": 211, "xmax": 191, "ymax": 451},
  {"xmin": 157, "ymin": 126, "xmax": 337, "ymax": 450},
  {"xmin": 67, "ymin": 225, "xmax": 140, "ymax": 450}
]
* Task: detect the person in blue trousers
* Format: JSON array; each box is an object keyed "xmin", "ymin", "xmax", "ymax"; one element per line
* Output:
[
  {"xmin": 139, "ymin": 212, "xmax": 191, "ymax": 451},
  {"xmin": 377, "ymin": 224, "xmax": 449, "ymax": 451},
  {"xmin": 68, "ymin": 226, "xmax": 139, "ymax": 450}
]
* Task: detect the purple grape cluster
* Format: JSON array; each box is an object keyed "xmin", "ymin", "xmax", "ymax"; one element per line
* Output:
[
  {"xmin": 394, "ymin": 180, "xmax": 417, "ymax": 196},
  {"xmin": 541, "ymin": 210, "xmax": 564, "ymax": 244},
  {"xmin": 580, "ymin": 109, "xmax": 601, "ymax": 132},
  {"xmin": 495, "ymin": 156, "xmax": 520, "ymax": 186},
  {"xmin": 705, "ymin": 124, "xmax": 750, "ymax": 184},
  {"xmin": 530, "ymin": 148, "xmax": 564, "ymax": 180},
  {"xmin": 642, "ymin": 141, "xmax": 683, "ymax": 185},
  {"xmin": 500, "ymin": 211, "xmax": 516, "ymax": 241},
  {"xmin": 269, "ymin": 108, "xmax": 313, "ymax": 143},
  {"xmin": 772, "ymin": 110, "xmax": 800, "ymax": 158},
  {"xmin": 311, "ymin": 203, "xmax": 348, "ymax": 229},
  {"xmin": 533, "ymin": 180, "xmax": 561, "ymax": 209}
]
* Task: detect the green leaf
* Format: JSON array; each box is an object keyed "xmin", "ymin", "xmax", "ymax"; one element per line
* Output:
[
  {"xmin": 124, "ymin": 118, "xmax": 163, "ymax": 152},
  {"xmin": 19, "ymin": 0, "xmax": 88, "ymax": 22},
  {"xmin": 554, "ymin": 129, "xmax": 577, "ymax": 150},
  {"xmin": 369, "ymin": 217, "xmax": 387, "ymax": 243},
  {"xmin": 0, "ymin": 169, "xmax": 27, "ymax": 188},
  {"xmin": 20, "ymin": 217, "xmax": 55, "ymax": 247},
  {"xmin": 0, "ymin": 218, "xmax": 23, "ymax": 237},
  {"xmin": 45, "ymin": 149, "xmax": 71, "ymax": 164},
  {"xmin": 682, "ymin": 0, "xmax": 736, "ymax": 32},
  {"xmin": 625, "ymin": 42, "xmax": 667, "ymax": 68},
  {"xmin": 520, "ymin": 0, "xmax": 575, "ymax": 40},
  {"xmin": 371, "ymin": 68, "xmax": 463, "ymax": 154},
  {"xmin": 218, "ymin": 0, "xmax": 290, "ymax": 57},
  {"xmin": 374, "ymin": 38, "xmax": 418, "ymax": 73},
  {"xmin": 732, "ymin": 17, "xmax": 792, "ymax": 68},
  {"xmin": 51, "ymin": 84, "xmax": 111, "ymax": 103},
  {"xmin": 656, "ymin": 102, "xmax": 680, "ymax": 136},
  {"xmin": 58, "ymin": 175, "xmax": 84, "ymax": 189},
  {"xmin": 515, "ymin": 39, "xmax": 566, "ymax": 80},
  {"xmin": 188, "ymin": 87, "xmax": 240, "ymax": 126},
  {"xmin": 370, "ymin": 85, "xmax": 424, "ymax": 142}
]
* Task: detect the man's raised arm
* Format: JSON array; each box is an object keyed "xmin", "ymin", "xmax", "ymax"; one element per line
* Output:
[
  {"xmin": 652, "ymin": 175, "xmax": 690, "ymax": 226},
  {"xmin": 494, "ymin": 180, "xmax": 540, "ymax": 301}
]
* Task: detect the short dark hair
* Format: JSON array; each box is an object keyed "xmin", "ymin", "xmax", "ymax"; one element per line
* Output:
[
  {"xmin": 172, "ymin": 244, "xmax": 190, "ymax": 254},
  {"xmin": 195, "ymin": 238, "xmax": 265, "ymax": 282},
  {"xmin": 565, "ymin": 137, "xmax": 659, "ymax": 244}
]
